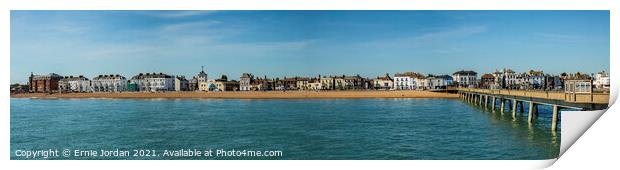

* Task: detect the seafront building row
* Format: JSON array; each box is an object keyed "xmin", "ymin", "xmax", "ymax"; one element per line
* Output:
[{"xmin": 11, "ymin": 67, "xmax": 610, "ymax": 94}]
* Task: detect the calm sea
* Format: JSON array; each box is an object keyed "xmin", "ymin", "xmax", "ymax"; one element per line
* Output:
[{"xmin": 10, "ymin": 98, "xmax": 559, "ymax": 160}]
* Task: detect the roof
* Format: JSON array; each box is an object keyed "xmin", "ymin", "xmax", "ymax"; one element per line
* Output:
[
  {"xmin": 344, "ymin": 75, "xmax": 363, "ymax": 80},
  {"xmin": 131, "ymin": 73, "xmax": 172, "ymax": 79},
  {"xmin": 481, "ymin": 74, "xmax": 495, "ymax": 79},
  {"xmin": 31, "ymin": 73, "xmax": 63, "ymax": 80},
  {"xmin": 453, "ymin": 70, "xmax": 477, "ymax": 76},
  {"xmin": 93, "ymin": 74, "xmax": 126, "ymax": 80},
  {"xmin": 433, "ymin": 75, "xmax": 453, "ymax": 80},
  {"xmin": 175, "ymin": 76, "xmax": 188, "ymax": 81},
  {"xmin": 61, "ymin": 75, "xmax": 89, "ymax": 81},
  {"xmin": 240, "ymin": 73, "xmax": 253, "ymax": 79},
  {"xmin": 394, "ymin": 72, "xmax": 422, "ymax": 78},
  {"xmin": 196, "ymin": 70, "xmax": 207, "ymax": 78},
  {"xmin": 375, "ymin": 73, "xmax": 393, "ymax": 81}
]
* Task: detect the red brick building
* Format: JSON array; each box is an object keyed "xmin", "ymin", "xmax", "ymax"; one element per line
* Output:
[
  {"xmin": 28, "ymin": 72, "xmax": 63, "ymax": 93},
  {"xmin": 479, "ymin": 74, "xmax": 496, "ymax": 89}
]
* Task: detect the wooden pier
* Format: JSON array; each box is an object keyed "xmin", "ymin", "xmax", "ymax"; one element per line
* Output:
[{"xmin": 457, "ymin": 88, "xmax": 609, "ymax": 131}]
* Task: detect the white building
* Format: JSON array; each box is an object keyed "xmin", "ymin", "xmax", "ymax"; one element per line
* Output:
[
  {"xmin": 91, "ymin": 74, "xmax": 127, "ymax": 92},
  {"xmin": 393, "ymin": 72, "xmax": 420, "ymax": 90},
  {"xmin": 452, "ymin": 70, "xmax": 478, "ymax": 88},
  {"xmin": 308, "ymin": 79, "xmax": 322, "ymax": 90},
  {"xmin": 373, "ymin": 73, "xmax": 393, "ymax": 90},
  {"xmin": 174, "ymin": 76, "xmax": 189, "ymax": 91},
  {"xmin": 427, "ymin": 75, "xmax": 453, "ymax": 90},
  {"xmin": 593, "ymin": 71, "xmax": 610, "ymax": 89},
  {"xmin": 130, "ymin": 73, "xmax": 175, "ymax": 92},
  {"xmin": 58, "ymin": 75, "xmax": 90, "ymax": 93},
  {"xmin": 525, "ymin": 70, "xmax": 545, "ymax": 89},
  {"xmin": 196, "ymin": 69, "xmax": 209, "ymax": 91},
  {"xmin": 239, "ymin": 73, "xmax": 253, "ymax": 91},
  {"xmin": 414, "ymin": 77, "xmax": 429, "ymax": 90}
]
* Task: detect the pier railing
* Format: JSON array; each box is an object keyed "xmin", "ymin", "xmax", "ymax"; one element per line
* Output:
[
  {"xmin": 457, "ymin": 88, "xmax": 609, "ymax": 104},
  {"xmin": 457, "ymin": 88, "xmax": 610, "ymax": 131}
]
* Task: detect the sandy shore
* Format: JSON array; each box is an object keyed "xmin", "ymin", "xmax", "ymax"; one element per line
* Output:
[{"xmin": 11, "ymin": 90, "xmax": 458, "ymax": 99}]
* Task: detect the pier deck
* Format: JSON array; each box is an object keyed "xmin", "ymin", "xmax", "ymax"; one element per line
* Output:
[{"xmin": 457, "ymin": 88, "xmax": 610, "ymax": 131}]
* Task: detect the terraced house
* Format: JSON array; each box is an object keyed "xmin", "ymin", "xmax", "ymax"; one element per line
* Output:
[
  {"xmin": 91, "ymin": 74, "xmax": 127, "ymax": 92},
  {"xmin": 129, "ymin": 73, "xmax": 175, "ymax": 92},
  {"xmin": 58, "ymin": 75, "xmax": 90, "ymax": 93},
  {"xmin": 453, "ymin": 70, "xmax": 478, "ymax": 88}
]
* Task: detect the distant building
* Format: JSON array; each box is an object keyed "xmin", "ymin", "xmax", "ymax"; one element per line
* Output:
[
  {"xmin": 593, "ymin": 71, "xmax": 610, "ymax": 89},
  {"xmin": 11, "ymin": 84, "xmax": 29, "ymax": 94},
  {"xmin": 174, "ymin": 76, "xmax": 189, "ymax": 91},
  {"xmin": 127, "ymin": 81, "xmax": 139, "ymax": 92},
  {"xmin": 373, "ymin": 73, "xmax": 393, "ymax": 90},
  {"xmin": 129, "ymin": 73, "xmax": 175, "ymax": 92},
  {"xmin": 211, "ymin": 75, "xmax": 238, "ymax": 91},
  {"xmin": 334, "ymin": 76, "xmax": 345, "ymax": 90},
  {"xmin": 343, "ymin": 75, "xmax": 364, "ymax": 90},
  {"xmin": 58, "ymin": 75, "xmax": 90, "ymax": 93},
  {"xmin": 28, "ymin": 72, "xmax": 63, "ymax": 93},
  {"xmin": 414, "ymin": 75, "xmax": 428, "ymax": 90},
  {"xmin": 92, "ymin": 74, "xmax": 127, "ymax": 92},
  {"xmin": 188, "ymin": 78, "xmax": 199, "ymax": 91},
  {"xmin": 239, "ymin": 73, "xmax": 254, "ymax": 91},
  {"xmin": 427, "ymin": 75, "xmax": 453, "ymax": 90},
  {"xmin": 525, "ymin": 70, "xmax": 545, "ymax": 89},
  {"xmin": 282, "ymin": 77, "xmax": 299, "ymax": 90},
  {"xmin": 295, "ymin": 77, "xmax": 310, "ymax": 90},
  {"xmin": 308, "ymin": 78, "xmax": 322, "ymax": 90},
  {"xmin": 196, "ymin": 66, "xmax": 209, "ymax": 91},
  {"xmin": 222, "ymin": 81, "xmax": 240, "ymax": 91},
  {"xmin": 479, "ymin": 74, "xmax": 495, "ymax": 89},
  {"xmin": 320, "ymin": 76, "xmax": 334, "ymax": 90},
  {"xmin": 492, "ymin": 68, "xmax": 514, "ymax": 89},
  {"xmin": 545, "ymin": 75, "xmax": 563, "ymax": 90},
  {"xmin": 452, "ymin": 70, "xmax": 477, "ymax": 88},
  {"xmin": 393, "ymin": 72, "xmax": 421, "ymax": 90},
  {"xmin": 251, "ymin": 76, "xmax": 272, "ymax": 91}
]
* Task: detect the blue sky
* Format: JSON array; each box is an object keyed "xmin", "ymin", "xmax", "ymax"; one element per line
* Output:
[{"xmin": 11, "ymin": 10, "xmax": 609, "ymax": 83}]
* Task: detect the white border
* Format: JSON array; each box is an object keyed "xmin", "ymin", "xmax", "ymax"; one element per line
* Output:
[{"xmin": 1, "ymin": 0, "xmax": 617, "ymax": 169}]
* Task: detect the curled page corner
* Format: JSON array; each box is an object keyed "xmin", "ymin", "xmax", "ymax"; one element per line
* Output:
[
  {"xmin": 555, "ymin": 82, "xmax": 617, "ymax": 163},
  {"xmin": 559, "ymin": 109, "xmax": 606, "ymax": 157}
]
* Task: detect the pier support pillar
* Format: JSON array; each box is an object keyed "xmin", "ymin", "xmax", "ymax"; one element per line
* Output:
[
  {"xmin": 512, "ymin": 99, "xmax": 517, "ymax": 119},
  {"xmin": 484, "ymin": 95, "xmax": 488, "ymax": 109},
  {"xmin": 519, "ymin": 101, "xmax": 524, "ymax": 113},
  {"xmin": 491, "ymin": 96, "xmax": 496, "ymax": 111},
  {"xmin": 528, "ymin": 102, "xmax": 537, "ymax": 123},
  {"xmin": 500, "ymin": 99, "xmax": 505, "ymax": 114},
  {"xmin": 552, "ymin": 105, "xmax": 559, "ymax": 131},
  {"xmin": 534, "ymin": 104, "xmax": 539, "ymax": 117}
]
